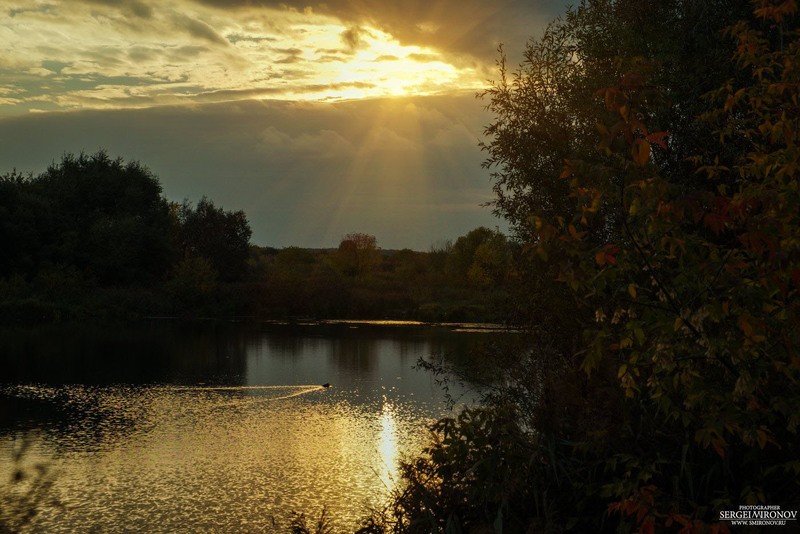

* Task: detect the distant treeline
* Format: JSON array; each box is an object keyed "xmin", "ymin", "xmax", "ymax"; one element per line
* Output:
[{"xmin": 0, "ymin": 151, "xmax": 513, "ymax": 323}]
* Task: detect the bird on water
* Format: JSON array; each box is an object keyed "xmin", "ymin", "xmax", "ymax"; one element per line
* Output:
[{"xmin": 321, "ymin": 383, "xmax": 331, "ymax": 388}]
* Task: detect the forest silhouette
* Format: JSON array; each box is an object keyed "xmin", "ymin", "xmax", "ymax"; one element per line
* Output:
[{"xmin": 0, "ymin": 151, "xmax": 512, "ymax": 324}]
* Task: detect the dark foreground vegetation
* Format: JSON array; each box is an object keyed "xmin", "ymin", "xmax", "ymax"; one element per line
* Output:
[
  {"xmin": 351, "ymin": 0, "xmax": 798, "ymax": 533},
  {"xmin": 0, "ymin": 152, "xmax": 513, "ymax": 324},
  {"xmin": 2, "ymin": 0, "xmax": 799, "ymax": 532}
]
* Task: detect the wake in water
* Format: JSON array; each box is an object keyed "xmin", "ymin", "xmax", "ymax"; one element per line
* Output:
[
  {"xmin": 201, "ymin": 385, "xmax": 327, "ymax": 408},
  {"xmin": 170, "ymin": 385, "xmax": 325, "ymax": 392},
  {"xmin": 0, "ymin": 383, "xmax": 331, "ymax": 412}
]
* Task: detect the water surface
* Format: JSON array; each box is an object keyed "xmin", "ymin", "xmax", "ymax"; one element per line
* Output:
[{"xmin": 0, "ymin": 321, "xmax": 496, "ymax": 532}]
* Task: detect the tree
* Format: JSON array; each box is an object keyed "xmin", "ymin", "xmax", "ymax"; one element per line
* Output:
[
  {"xmin": 334, "ymin": 233, "xmax": 380, "ymax": 278},
  {"xmin": 0, "ymin": 171, "xmax": 43, "ymax": 277},
  {"xmin": 444, "ymin": 227, "xmax": 511, "ymax": 287},
  {"xmin": 1, "ymin": 151, "xmax": 174, "ymax": 285},
  {"xmin": 481, "ymin": 0, "xmax": 753, "ymax": 243},
  {"xmin": 386, "ymin": 1, "xmax": 799, "ymax": 532},
  {"xmin": 477, "ymin": 0, "xmax": 799, "ymax": 529},
  {"xmin": 174, "ymin": 197, "xmax": 252, "ymax": 283}
]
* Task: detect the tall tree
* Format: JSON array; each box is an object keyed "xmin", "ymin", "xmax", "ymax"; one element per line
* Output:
[
  {"xmin": 475, "ymin": 0, "xmax": 800, "ymax": 529},
  {"xmin": 2, "ymin": 151, "xmax": 174, "ymax": 285},
  {"xmin": 334, "ymin": 233, "xmax": 380, "ymax": 278},
  {"xmin": 174, "ymin": 197, "xmax": 252, "ymax": 283},
  {"xmin": 381, "ymin": 1, "xmax": 798, "ymax": 532}
]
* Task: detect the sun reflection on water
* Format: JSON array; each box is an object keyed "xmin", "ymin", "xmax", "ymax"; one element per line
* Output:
[
  {"xmin": 378, "ymin": 398, "xmax": 399, "ymax": 489},
  {"xmin": 0, "ymin": 383, "xmax": 445, "ymax": 532}
]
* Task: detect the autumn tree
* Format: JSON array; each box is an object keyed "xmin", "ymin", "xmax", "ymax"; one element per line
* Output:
[
  {"xmin": 443, "ymin": 227, "xmax": 511, "ymax": 288},
  {"xmin": 386, "ymin": 1, "xmax": 799, "ymax": 532},
  {"xmin": 481, "ymin": 0, "xmax": 799, "ymax": 529},
  {"xmin": 479, "ymin": 0, "xmax": 754, "ymax": 365},
  {"xmin": 334, "ymin": 233, "xmax": 381, "ymax": 278}
]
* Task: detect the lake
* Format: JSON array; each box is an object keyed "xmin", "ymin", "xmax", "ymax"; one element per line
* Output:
[{"xmin": 0, "ymin": 321, "xmax": 503, "ymax": 532}]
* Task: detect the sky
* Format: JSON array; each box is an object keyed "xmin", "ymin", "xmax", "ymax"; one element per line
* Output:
[{"xmin": 0, "ymin": 0, "xmax": 569, "ymax": 250}]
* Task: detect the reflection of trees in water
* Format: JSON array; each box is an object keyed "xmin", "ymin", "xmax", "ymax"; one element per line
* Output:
[
  {"xmin": 329, "ymin": 335, "xmax": 378, "ymax": 372},
  {"xmin": 164, "ymin": 322, "xmax": 251, "ymax": 384},
  {"xmin": 253, "ymin": 323, "xmax": 483, "ymax": 374},
  {"xmin": 257, "ymin": 324, "xmax": 382, "ymax": 372},
  {"xmin": 0, "ymin": 322, "xmax": 250, "ymax": 385},
  {"xmin": 259, "ymin": 332, "xmax": 328, "ymax": 363},
  {"xmin": 0, "ymin": 322, "xmax": 254, "ymax": 452}
]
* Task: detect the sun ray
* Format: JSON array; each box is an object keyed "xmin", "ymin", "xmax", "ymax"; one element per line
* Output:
[{"xmin": 322, "ymin": 98, "xmax": 431, "ymax": 245}]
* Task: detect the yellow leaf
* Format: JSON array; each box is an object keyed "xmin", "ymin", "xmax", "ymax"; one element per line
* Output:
[
  {"xmin": 738, "ymin": 315, "xmax": 753, "ymax": 337},
  {"xmin": 631, "ymin": 138, "xmax": 651, "ymax": 167},
  {"xmin": 595, "ymin": 250, "xmax": 606, "ymax": 267},
  {"xmin": 618, "ymin": 364, "xmax": 628, "ymax": 378},
  {"xmin": 627, "ymin": 283, "xmax": 637, "ymax": 299},
  {"xmin": 756, "ymin": 428, "xmax": 769, "ymax": 449},
  {"xmin": 634, "ymin": 327, "xmax": 645, "ymax": 345}
]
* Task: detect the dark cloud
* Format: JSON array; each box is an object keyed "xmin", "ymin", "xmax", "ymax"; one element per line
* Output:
[
  {"xmin": 315, "ymin": 53, "xmax": 348, "ymax": 63},
  {"xmin": 274, "ymin": 47, "xmax": 303, "ymax": 64},
  {"xmin": 188, "ymin": 81, "xmax": 375, "ymax": 101},
  {"xmin": 79, "ymin": 47, "xmax": 127, "ymax": 68},
  {"xmin": 227, "ymin": 33, "xmax": 277, "ymax": 44},
  {"xmin": 407, "ymin": 53, "xmax": 438, "ymax": 62},
  {"xmin": 165, "ymin": 45, "xmax": 212, "ymax": 61},
  {"xmin": 128, "ymin": 46, "xmax": 159, "ymax": 62},
  {"xmin": 340, "ymin": 26, "xmax": 365, "ymax": 50},
  {"xmin": 83, "ymin": 0, "xmax": 154, "ymax": 18},
  {"xmin": 0, "ymin": 95, "xmax": 502, "ymax": 249},
  {"xmin": 9, "ymin": 4, "xmax": 59, "ymax": 17},
  {"xmin": 192, "ymin": 0, "xmax": 570, "ymax": 61},
  {"xmin": 41, "ymin": 60, "xmax": 71, "ymax": 74},
  {"xmin": 172, "ymin": 13, "xmax": 228, "ymax": 45}
]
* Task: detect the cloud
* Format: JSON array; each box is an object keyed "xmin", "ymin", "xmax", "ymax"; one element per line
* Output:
[
  {"xmin": 340, "ymin": 25, "xmax": 365, "ymax": 50},
  {"xmin": 274, "ymin": 47, "xmax": 303, "ymax": 64},
  {"xmin": 258, "ymin": 126, "xmax": 355, "ymax": 160},
  {"xmin": 172, "ymin": 13, "xmax": 228, "ymax": 45},
  {"xmin": 3, "ymin": 0, "xmax": 513, "ymax": 113},
  {"xmin": 83, "ymin": 0, "xmax": 154, "ymax": 18},
  {"xmin": 191, "ymin": 0, "xmax": 570, "ymax": 61}
]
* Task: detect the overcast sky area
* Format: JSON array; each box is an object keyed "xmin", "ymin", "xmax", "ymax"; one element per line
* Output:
[{"xmin": 0, "ymin": 0, "xmax": 570, "ymax": 250}]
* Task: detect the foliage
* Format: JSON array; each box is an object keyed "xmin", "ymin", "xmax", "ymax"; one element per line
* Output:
[
  {"xmin": 334, "ymin": 233, "xmax": 382, "ymax": 278},
  {"xmin": 0, "ymin": 441, "xmax": 59, "ymax": 533},
  {"xmin": 288, "ymin": 506, "xmax": 336, "ymax": 534},
  {"xmin": 250, "ymin": 232, "xmax": 514, "ymax": 322},
  {"xmin": 165, "ymin": 255, "xmax": 218, "ymax": 312},
  {"xmin": 445, "ymin": 227, "xmax": 512, "ymax": 289},
  {"xmin": 392, "ymin": 405, "xmax": 555, "ymax": 533},
  {"xmin": 385, "ymin": 0, "xmax": 800, "ymax": 532},
  {"xmin": 1, "ymin": 151, "xmax": 173, "ymax": 285},
  {"xmin": 0, "ymin": 149, "xmax": 513, "ymax": 323},
  {"xmin": 174, "ymin": 197, "xmax": 252, "ymax": 283},
  {"xmin": 0, "ymin": 151, "xmax": 261, "ymax": 320},
  {"xmin": 531, "ymin": 1, "xmax": 800, "ymax": 527}
]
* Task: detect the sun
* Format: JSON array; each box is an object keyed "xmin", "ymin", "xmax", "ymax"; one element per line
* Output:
[{"xmin": 292, "ymin": 25, "xmax": 479, "ymax": 101}]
